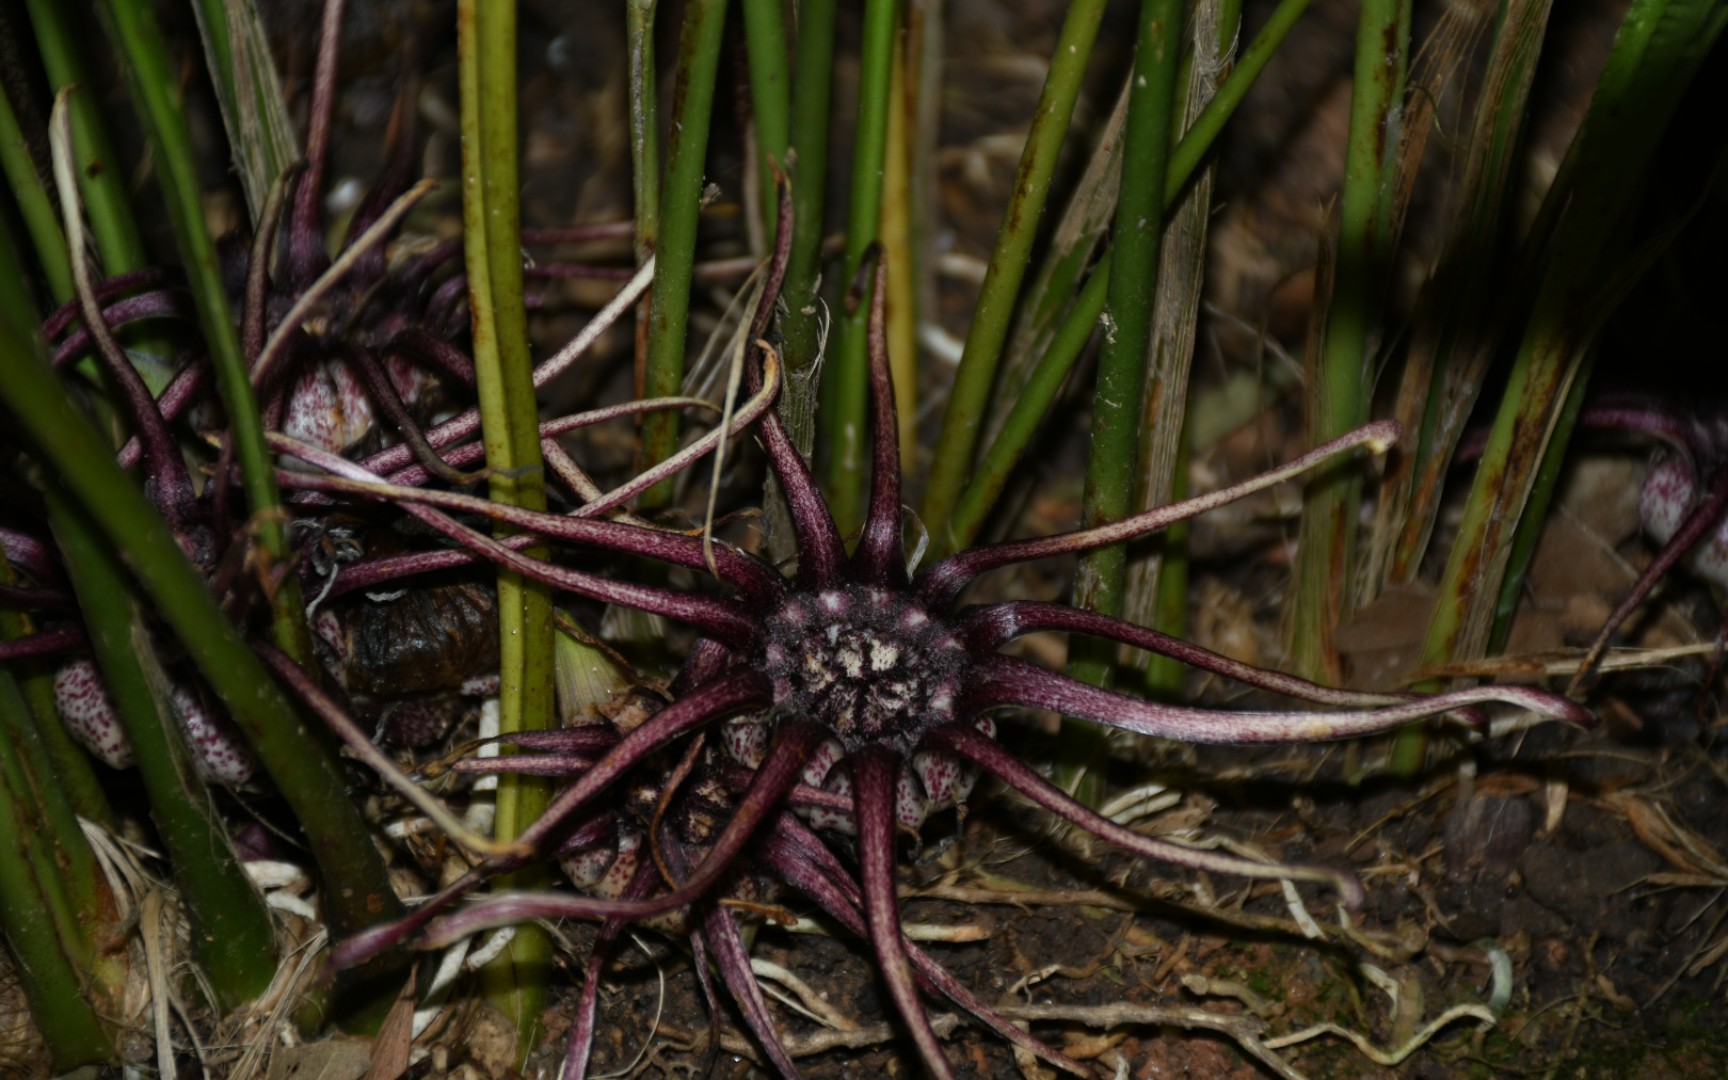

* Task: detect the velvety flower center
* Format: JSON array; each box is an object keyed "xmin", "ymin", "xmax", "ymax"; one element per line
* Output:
[{"xmin": 762, "ymin": 585, "xmax": 966, "ymax": 754}]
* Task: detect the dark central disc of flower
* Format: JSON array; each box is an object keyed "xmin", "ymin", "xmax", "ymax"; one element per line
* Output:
[{"xmin": 762, "ymin": 585, "xmax": 967, "ymax": 755}]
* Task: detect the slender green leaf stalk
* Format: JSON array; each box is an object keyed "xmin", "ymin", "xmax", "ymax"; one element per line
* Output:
[
  {"xmin": 91, "ymin": 0, "xmax": 312, "ymax": 666},
  {"xmin": 942, "ymin": 0, "xmax": 1313, "ymax": 556},
  {"xmin": 186, "ymin": 0, "xmax": 298, "ymax": 221},
  {"xmin": 46, "ymin": 487, "xmax": 278, "ymax": 1009},
  {"xmin": 0, "ymin": 615, "xmax": 114, "ymax": 979},
  {"xmin": 1126, "ymin": 0, "xmax": 1240, "ymax": 691},
  {"xmin": 881, "ymin": 31, "xmax": 919, "ymax": 464},
  {"xmin": 0, "ymin": 224, "xmax": 109, "ymax": 827},
  {"xmin": 918, "ymin": 0, "xmax": 1108, "ymax": 543},
  {"xmin": 639, "ymin": 0, "xmax": 730, "ymax": 509},
  {"xmin": 0, "ymin": 681, "xmax": 115, "ymax": 1068},
  {"xmin": 741, "ymin": 0, "xmax": 791, "ymax": 245},
  {"xmin": 457, "ymin": 0, "xmax": 557, "ymax": 1052},
  {"xmin": 1405, "ymin": 0, "xmax": 1728, "ymax": 774},
  {"xmin": 1369, "ymin": 0, "xmax": 1555, "ymax": 596},
  {"xmin": 1286, "ymin": 0, "xmax": 1411, "ymax": 686},
  {"xmin": 821, "ymin": 0, "xmax": 898, "ymax": 531},
  {"xmin": 21, "ymin": 0, "xmax": 147, "ymax": 277},
  {"xmin": 0, "ymin": 310, "xmax": 404, "ymax": 1003},
  {"xmin": 0, "ymin": 87, "xmax": 72, "ymax": 303},
  {"xmin": 779, "ymin": 0, "xmax": 838, "ymax": 386},
  {"xmin": 1060, "ymin": 0, "xmax": 1186, "ymax": 803}
]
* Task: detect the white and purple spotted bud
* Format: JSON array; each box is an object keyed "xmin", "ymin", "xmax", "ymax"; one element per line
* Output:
[
  {"xmin": 1641, "ymin": 455, "xmax": 1728, "ymax": 589},
  {"xmin": 52, "ymin": 660, "xmax": 255, "ymax": 785},
  {"xmin": 54, "ymin": 659, "xmax": 134, "ymax": 769},
  {"xmin": 560, "ymin": 825, "xmax": 641, "ymax": 900},
  {"xmin": 172, "ymin": 684, "xmax": 257, "ymax": 787}
]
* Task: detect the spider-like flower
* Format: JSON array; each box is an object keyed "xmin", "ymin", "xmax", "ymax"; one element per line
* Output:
[{"xmin": 288, "ymin": 221, "xmax": 1592, "ymax": 1078}]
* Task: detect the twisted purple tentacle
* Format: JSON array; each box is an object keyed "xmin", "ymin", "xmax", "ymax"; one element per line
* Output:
[
  {"xmin": 928, "ymin": 723, "xmax": 1366, "ymax": 908},
  {"xmin": 853, "ymin": 748, "xmax": 954, "ymax": 1079},
  {"xmin": 411, "ymin": 722, "xmax": 826, "ymax": 948},
  {"xmin": 918, "ymin": 421, "xmax": 1402, "ymax": 609},
  {"xmin": 763, "ymin": 813, "xmax": 1091, "ymax": 1077},
  {"xmin": 967, "ymin": 654, "xmax": 1590, "ymax": 743},
  {"xmin": 269, "ymin": 437, "xmax": 769, "ymax": 638},
  {"xmin": 960, "ymin": 601, "xmax": 1439, "ymax": 711},
  {"xmin": 852, "ymin": 249, "xmax": 906, "ymax": 588}
]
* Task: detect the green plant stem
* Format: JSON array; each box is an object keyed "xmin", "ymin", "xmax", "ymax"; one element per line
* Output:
[
  {"xmin": 457, "ymin": 0, "xmax": 557, "ymax": 1053},
  {"xmin": 779, "ymin": 0, "xmax": 838, "ymax": 383},
  {"xmin": 941, "ymin": 0, "xmax": 1312, "ymax": 556},
  {"xmin": 0, "ymin": 311, "xmax": 403, "ymax": 1002},
  {"xmin": 640, "ymin": 0, "xmax": 730, "ymax": 509},
  {"xmin": 741, "ymin": 0, "xmax": 791, "ymax": 245},
  {"xmin": 820, "ymin": 0, "xmax": 897, "ymax": 532},
  {"xmin": 1286, "ymin": 0, "xmax": 1411, "ymax": 687},
  {"xmin": 0, "ymin": 676, "xmax": 115, "ymax": 1069},
  {"xmin": 21, "ymin": 0, "xmax": 146, "ymax": 276},
  {"xmin": 919, "ymin": 0, "xmax": 1107, "ymax": 544},
  {"xmin": 1059, "ymin": 0, "xmax": 1185, "ymax": 804},
  {"xmin": 94, "ymin": 0, "xmax": 311, "ymax": 667},
  {"xmin": 0, "ymin": 86, "xmax": 72, "ymax": 304},
  {"xmin": 186, "ymin": 0, "xmax": 297, "ymax": 221},
  {"xmin": 46, "ymin": 486, "xmax": 278, "ymax": 1009},
  {"xmin": 1405, "ymin": 0, "xmax": 1728, "ymax": 775}
]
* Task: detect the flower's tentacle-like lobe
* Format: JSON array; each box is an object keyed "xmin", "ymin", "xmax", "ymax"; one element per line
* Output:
[
  {"xmin": 970, "ymin": 654, "xmax": 1591, "ymax": 744},
  {"xmin": 853, "ymin": 247, "xmax": 907, "ymax": 587},
  {"xmin": 514, "ymin": 672, "xmax": 774, "ymax": 856},
  {"xmin": 928, "ymin": 723, "xmax": 1368, "ymax": 909},
  {"xmin": 763, "ymin": 813, "xmax": 1091, "ymax": 1077},
  {"xmin": 854, "ymin": 748, "xmax": 956, "ymax": 1080},
  {"xmin": 701, "ymin": 903, "xmax": 801, "ymax": 1079},
  {"xmin": 413, "ymin": 721, "xmax": 827, "ymax": 949},
  {"xmin": 744, "ymin": 184, "xmax": 847, "ymax": 589},
  {"xmin": 50, "ymin": 291, "xmax": 196, "ymax": 370},
  {"xmin": 1567, "ymin": 401, "xmax": 1728, "ymax": 686},
  {"xmin": 561, "ymin": 860, "xmax": 664, "ymax": 1080},
  {"xmin": 279, "ymin": 458, "xmax": 785, "ymax": 605},
  {"xmin": 961, "ymin": 600, "xmax": 1487, "ymax": 723},
  {"xmin": 268, "ymin": 437, "xmax": 768, "ymax": 638},
  {"xmin": 916, "ymin": 420, "xmax": 1404, "ymax": 608}
]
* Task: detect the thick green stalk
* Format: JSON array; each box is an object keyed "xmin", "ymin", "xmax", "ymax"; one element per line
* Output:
[
  {"xmin": 457, "ymin": 0, "xmax": 557, "ymax": 1052},
  {"xmin": 943, "ymin": 0, "xmax": 1312, "ymax": 556},
  {"xmin": 820, "ymin": 0, "xmax": 897, "ymax": 531},
  {"xmin": 21, "ymin": 0, "xmax": 146, "ymax": 276},
  {"xmin": 1059, "ymin": 0, "xmax": 1185, "ymax": 803},
  {"xmin": 0, "ymin": 86, "xmax": 72, "ymax": 303},
  {"xmin": 918, "ymin": 0, "xmax": 1108, "ymax": 543},
  {"xmin": 779, "ymin": 0, "xmax": 838, "ymax": 383},
  {"xmin": 951, "ymin": 257, "xmax": 1111, "ymax": 548},
  {"xmin": 0, "ymin": 680, "xmax": 115, "ymax": 1069},
  {"xmin": 1286, "ymin": 0, "xmax": 1411, "ymax": 685},
  {"xmin": 640, "ymin": 0, "xmax": 730, "ymax": 508},
  {"xmin": 1405, "ymin": 0, "xmax": 1728, "ymax": 774},
  {"xmin": 741, "ymin": 0, "xmax": 791, "ymax": 245},
  {"xmin": 0, "ymin": 643, "xmax": 110, "ymax": 978},
  {"xmin": 94, "ymin": 0, "xmax": 311, "ymax": 666},
  {"xmin": 46, "ymin": 487, "xmax": 278, "ymax": 1009},
  {"xmin": 0, "ymin": 311, "xmax": 403, "ymax": 993},
  {"xmin": 186, "ymin": 0, "xmax": 298, "ymax": 220}
]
